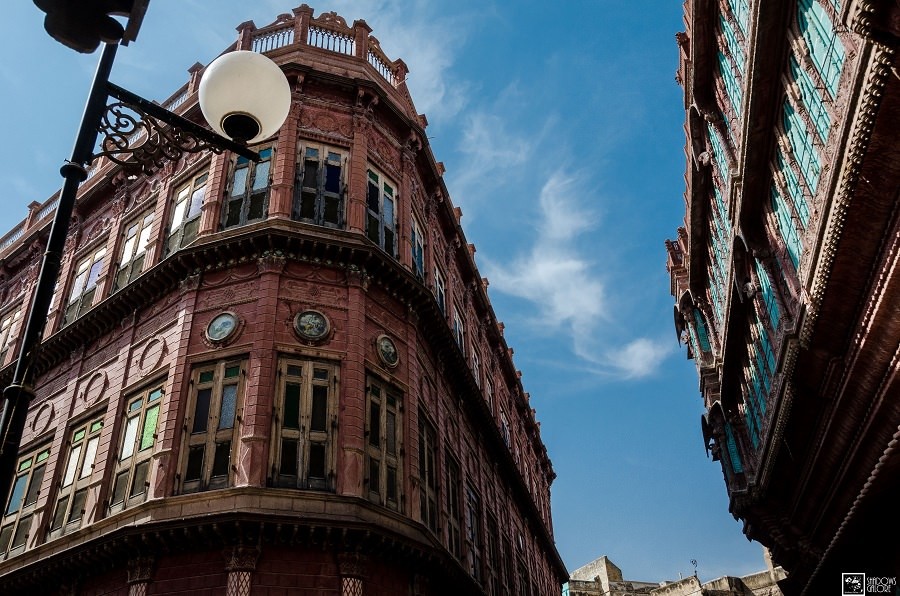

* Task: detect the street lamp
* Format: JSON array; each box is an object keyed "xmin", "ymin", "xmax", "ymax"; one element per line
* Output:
[{"xmin": 0, "ymin": 26, "xmax": 290, "ymax": 507}]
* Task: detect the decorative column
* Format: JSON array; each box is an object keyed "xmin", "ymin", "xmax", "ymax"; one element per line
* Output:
[
  {"xmin": 126, "ymin": 555, "xmax": 155, "ymax": 596},
  {"xmin": 338, "ymin": 552, "xmax": 367, "ymax": 596},
  {"xmin": 225, "ymin": 545, "xmax": 261, "ymax": 596}
]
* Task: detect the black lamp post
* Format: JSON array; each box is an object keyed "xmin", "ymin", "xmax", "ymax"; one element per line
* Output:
[{"xmin": 0, "ymin": 3, "xmax": 290, "ymax": 509}]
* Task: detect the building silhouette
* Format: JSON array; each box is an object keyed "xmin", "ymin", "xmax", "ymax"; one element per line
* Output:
[
  {"xmin": 0, "ymin": 6, "xmax": 565, "ymax": 594},
  {"xmin": 564, "ymin": 554, "xmax": 784, "ymax": 596},
  {"xmin": 667, "ymin": 0, "xmax": 900, "ymax": 593}
]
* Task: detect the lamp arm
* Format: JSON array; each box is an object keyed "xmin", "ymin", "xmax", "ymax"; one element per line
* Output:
[{"xmin": 100, "ymin": 82, "xmax": 260, "ymax": 172}]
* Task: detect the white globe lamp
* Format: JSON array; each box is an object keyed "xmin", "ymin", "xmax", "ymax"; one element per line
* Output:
[{"xmin": 199, "ymin": 50, "xmax": 291, "ymax": 145}]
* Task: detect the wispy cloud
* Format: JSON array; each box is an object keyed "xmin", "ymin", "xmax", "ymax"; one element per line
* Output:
[
  {"xmin": 447, "ymin": 110, "xmax": 535, "ymax": 212},
  {"xmin": 484, "ymin": 171, "xmax": 671, "ymax": 379},
  {"xmin": 326, "ymin": 0, "xmax": 472, "ymax": 120}
]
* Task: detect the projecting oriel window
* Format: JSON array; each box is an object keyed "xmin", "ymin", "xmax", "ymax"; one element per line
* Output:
[
  {"xmin": 114, "ymin": 211, "xmax": 154, "ymax": 292},
  {"xmin": 181, "ymin": 361, "xmax": 245, "ymax": 493},
  {"xmin": 294, "ymin": 144, "xmax": 345, "ymax": 228},
  {"xmin": 63, "ymin": 246, "xmax": 107, "ymax": 326},
  {"xmin": 0, "ymin": 445, "xmax": 50, "ymax": 559},
  {"xmin": 366, "ymin": 169, "xmax": 397, "ymax": 256},
  {"xmin": 50, "ymin": 416, "xmax": 103, "ymax": 537},
  {"xmin": 167, "ymin": 172, "xmax": 207, "ymax": 254},
  {"xmin": 224, "ymin": 148, "xmax": 272, "ymax": 228},
  {"xmin": 271, "ymin": 358, "xmax": 337, "ymax": 491},
  {"xmin": 366, "ymin": 377, "xmax": 402, "ymax": 510},
  {"xmin": 109, "ymin": 384, "xmax": 163, "ymax": 513}
]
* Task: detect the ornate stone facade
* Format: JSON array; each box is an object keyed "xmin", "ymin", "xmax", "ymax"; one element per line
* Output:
[
  {"xmin": 668, "ymin": 0, "xmax": 900, "ymax": 592},
  {"xmin": 0, "ymin": 6, "xmax": 565, "ymax": 594}
]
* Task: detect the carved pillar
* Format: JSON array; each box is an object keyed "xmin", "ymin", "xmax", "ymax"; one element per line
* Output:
[
  {"xmin": 348, "ymin": 92, "xmax": 376, "ymax": 235},
  {"xmin": 352, "ymin": 20, "xmax": 372, "ymax": 60},
  {"xmin": 294, "ymin": 4, "xmax": 312, "ymax": 44},
  {"xmin": 199, "ymin": 150, "xmax": 230, "ymax": 237},
  {"xmin": 235, "ymin": 21, "xmax": 256, "ymax": 51},
  {"xmin": 126, "ymin": 555, "xmax": 155, "ymax": 596},
  {"xmin": 339, "ymin": 270, "xmax": 369, "ymax": 498},
  {"xmin": 225, "ymin": 545, "xmax": 261, "ymax": 596},
  {"xmin": 338, "ymin": 552, "xmax": 367, "ymax": 596},
  {"xmin": 268, "ymin": 79, "xmax": 303, "ymax": 220}
]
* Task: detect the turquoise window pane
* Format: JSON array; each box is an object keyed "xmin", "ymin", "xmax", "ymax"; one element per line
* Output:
[
  {"xmin": 718, "ymin": 52, "xmax": 743, "ymax": 115},
  {"xmin": 790, "ymin": 55, "xmax": 831, "ymax": 142},
  {"xmin": 707, "ymin": 123, "xmax": 730, "ymax": 183},
  {"xmin": 724, "ymin": 423, "xmax": 744, "ymax": 472},
  {"xmin": 776, "ymin": 148, "xmax": 810, "ymax": 229},
  {"xmin": 798, "ymin": 0, "xmax": 845, "ymax": 96},
  {"xmin": 727, "ymin": 0, "xmax": 750, "ymax": 34},
  {"xmin": 720, "ymin": 15, "xmax": 745, "ymax": 72},
  {"xmin": 772, "ymin": 186, "xmax": 803, "ymax": 269},
  {"xmin": 693, "ymin": 309, "xmax": 711, "ymax": 352},
  {"xmin": 783, "ymin": 101, "xmax": 821, "ymax": 194},
  {"xmin": 754, "ymin": 259, "xmax": 781, "ymax": 330}
]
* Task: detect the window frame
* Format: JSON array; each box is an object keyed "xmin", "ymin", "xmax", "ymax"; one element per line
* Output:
[
  {"xmin": 365, "ymin": 376, "xmax": 403, "ymax": 510},
  {"xmin": 465, "ymin": 484, "xmax": 484, "ymax": 583},
  {"xmin": 446, "ymin": 455, "xmax": 462, "ymax": 560},
  {"xmin": 167, "ymin": 171, "xmax": 208, "ymax": 254},
  {"xmin": 270, "ymin": 357, "xmax": 338, "ymax": 491},
  {"xmin": 108, "ymin": 383, "xmax": 164, "ymax": 514},
  {"xmin": 294, "ymin": 143, "xmax": 346, "ymax": 229},
  {"xmin": 223, "ymin": 147, "xmax": 273, "ymax": 228},
  {"xmin": 411, "ymin": 215, "xmax": 425, "ymax": 280},
  {"xmin": 0, "ymin": 445, "xmax": 50, "ymax": 559},
  {"xmin": 453, "ymin": 308, "xmax": 465, "ymax": 355},
  {"xmin": 418, "ymin": 413, "xmax": 439, "ymax": 534},
  {"xmin": 63, "ymin": 245, "xmax": 107, "ymax": 326},
  {"xmin": 365, "ymin": 168, "xmax": 398, "ymax": 257},
  {"xmin": 0, "ymin": 306, "xmax": 23, "ymax": 365},
  {"xmin": 49, "ymin": 415, "xmax": 104, "ymax": 537},
  {"xmin": 434, "ymin": 268, "xmax": 446, "ymax": 315},
  {"xmin": 180, "ymin": 360, "xmax": 246, "ymax": 494},
  {"xmin": 113, "ymin": 211, "xmax": 155, "ymax": 292}
]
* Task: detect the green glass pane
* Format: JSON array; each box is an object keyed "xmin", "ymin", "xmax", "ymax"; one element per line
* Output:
[
  {"xmin": 36, "ymin": 449, "xmax": 50, "ymax": 463},
  {"xmin": 89, "ymin": 419, "xmax": 104, "ymax": 433},
  {"xmin": 17, "ymin": 458, "xmax": 31, "ymax": 473},
  {"xmin": 224, "ymin": 365, "xmax": 240, "ymax": 379},
  {"xmin": 199, "ymin": 370, "xmax": 214, "ymax": 384},
  {"xmin": 140, "ymin": 404, "xmax": 159, "ymax": 451},
  {"xmin": 73, "ymin": 428, "xmax": 86, "ymax": 443}
]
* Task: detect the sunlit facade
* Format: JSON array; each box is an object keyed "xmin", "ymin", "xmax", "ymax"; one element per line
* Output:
[
  {"xmin": 0, "ymin": 7, "xmax": 566, "ymax": 594},
  {"xmin": 668, "ymin": 0, "xmax": 900, "ymax": 592}
]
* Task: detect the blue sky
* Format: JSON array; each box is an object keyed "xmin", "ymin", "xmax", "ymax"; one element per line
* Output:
[{"xmin": 3, "ymin": 0, "xmax": 766, "ymax": 582}]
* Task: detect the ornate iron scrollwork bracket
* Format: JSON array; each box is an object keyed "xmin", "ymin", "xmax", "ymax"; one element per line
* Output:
[{"xmin": 93, "ymin": 82, "xmax": 260, "ymax": 175}]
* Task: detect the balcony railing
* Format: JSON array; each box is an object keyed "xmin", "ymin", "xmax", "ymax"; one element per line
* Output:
[{"xmin": 242, "ymin": 7, "xmax": 405, "ymax": 89}]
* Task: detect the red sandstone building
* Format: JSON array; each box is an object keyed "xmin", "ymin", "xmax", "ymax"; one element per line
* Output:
[
  {"xmin": 668, "ymin": 0, "xmax": 900, "ymax": 593},
  {"xmin": 0, "ymin": 7, "xmax": 565, "ymax": 595}
]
